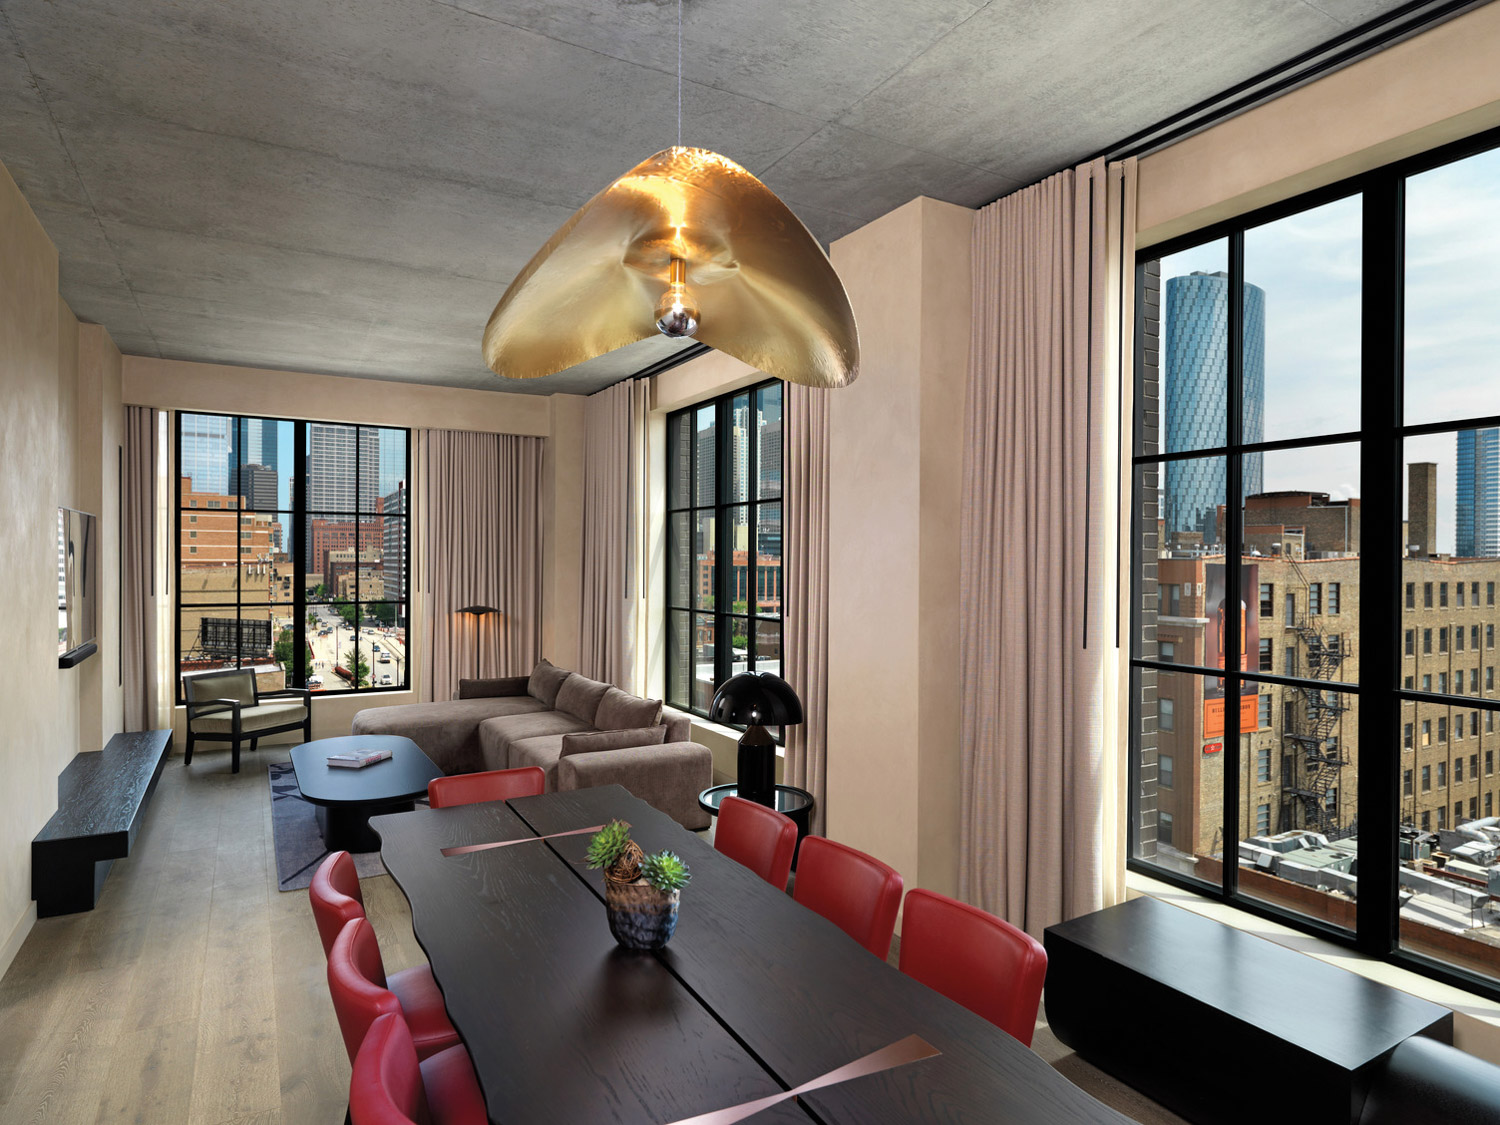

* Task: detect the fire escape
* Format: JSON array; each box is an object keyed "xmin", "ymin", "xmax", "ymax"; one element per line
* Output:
[{"xmin": 1280, "ymin": 558, "xmax": 1351, "ymax": 838}]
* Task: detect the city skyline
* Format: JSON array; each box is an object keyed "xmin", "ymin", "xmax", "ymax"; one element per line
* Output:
[{"xmin": 1157, "ymin": 147, "xmax": 1500, "ymax": 557}]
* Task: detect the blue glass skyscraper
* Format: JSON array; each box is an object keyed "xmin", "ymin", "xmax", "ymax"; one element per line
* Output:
[
  {"xmin": 1456, "ymin": 427, "xmax": 1500, "ymax": 557},
  {"xmin": 180, "ymin": 413, "xmax": 231, "ymax": 495},
  {"xmin": 1162, "ymin": 271, "xmax": 1265, "ymax": 542}
]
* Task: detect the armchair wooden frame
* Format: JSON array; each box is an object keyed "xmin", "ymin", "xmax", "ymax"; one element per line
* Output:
[{"xmin": 183, "ymin": 669, "xmax": 312, "ymax": 773}]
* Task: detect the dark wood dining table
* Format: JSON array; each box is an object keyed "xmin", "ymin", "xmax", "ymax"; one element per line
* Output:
[{"xmin": 372, "ymin": 785, "xmax": 1135, "ymax": 1125}]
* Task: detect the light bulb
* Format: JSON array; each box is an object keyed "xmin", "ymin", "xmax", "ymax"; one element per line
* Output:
[{"xmin": 655, "ymin": 257, "xmax": 700, "ymax": 338}]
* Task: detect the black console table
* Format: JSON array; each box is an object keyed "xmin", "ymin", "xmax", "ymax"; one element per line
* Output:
[
  {"xmin": 31, "ymin": 729, "xmax": 173, "ymax": 916},
  {"xmin": 1044, "ymin": 896, "xmax": 1453, "ymax": 1125}
]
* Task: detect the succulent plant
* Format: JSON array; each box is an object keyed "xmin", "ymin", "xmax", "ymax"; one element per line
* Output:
[
  {"xmin": 640, "ymin": 850, "xmax": 692, "ymax": 894},
  {"xmin": 586, "ymin": 820, "xmax": 643, "ymax": 884}
]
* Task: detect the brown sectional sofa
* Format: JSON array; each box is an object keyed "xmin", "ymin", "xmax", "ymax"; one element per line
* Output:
[{"xmin": 350, "ymin": 660, "xmax": 712, "ymax": 829}]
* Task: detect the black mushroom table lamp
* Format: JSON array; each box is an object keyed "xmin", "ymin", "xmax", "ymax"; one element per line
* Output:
[{"xmin": 709, "ymin": 671, "xmax": 802, "ymax": 807}]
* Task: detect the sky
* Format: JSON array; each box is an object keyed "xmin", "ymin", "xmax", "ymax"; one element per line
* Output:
[{"xmin": 1157, "ymin": 144, "xmax": 1500, "ymax": 556}]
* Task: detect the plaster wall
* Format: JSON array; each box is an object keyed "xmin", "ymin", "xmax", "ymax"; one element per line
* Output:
[
  {"xmin": 76, "ymin": 323, "xmax": 125, "ymax": 751},
  {"xmin": 122, "ymin": 356, "xmax": 552, "ymax": 435},
  {"xmin": 0, "ymin": 162, "xmax": 76, "ymax": 976},
  {"xmin": 826, "ymin": 197, "xmax": 973, "ymax": 899},
  {"xmin": 1137, "ymin": 1, "xmax": 1500, "ymax": 246}
]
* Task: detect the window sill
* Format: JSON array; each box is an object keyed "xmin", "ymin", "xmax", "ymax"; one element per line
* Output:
[
  {"xmin": 663, "ymin": 705, "xmax": 786, "ymax": 757},
  {"xmin": 1125, "ymin": 870, "xmax": 1500, "ymax": 1060}
]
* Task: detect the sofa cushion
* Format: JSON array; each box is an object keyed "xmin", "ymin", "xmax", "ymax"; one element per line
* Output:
[
  {"xmin": 663, "ymin": 712, "xmax": 691, "ymax": 744},
  {"xmin": 595, "ymin": 687, "xmax": 663, "ymax": 732},
  {"xmin": 352, "ymin": 695, "xmax": 548, "ymax": 775},
  {"xmin": 192, "ymin": 700, "xmax": 306, "ymax": 734},
  {"xmin": 477, "ymin": 710, "xmax": 594, "ymax": 772},
  {"xmin": 505, "ymin": 734, "xmax": 571, "ymax": 790},
  {"xmin": 555, "ymin": 673, "xmax": 611, "ymax": 725},
  {"xmin": 527, "ymin": 659, "xmax": 571, "ymax": 707},
  {"xmin": 559, "ymin": 726, "xmax": 667, "ymax": 758}
]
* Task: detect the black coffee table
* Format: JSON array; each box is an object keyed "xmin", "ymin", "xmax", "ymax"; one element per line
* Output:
[{"xmin": 291, "ymin": 735, "xmax": 442, "ymax": 852}]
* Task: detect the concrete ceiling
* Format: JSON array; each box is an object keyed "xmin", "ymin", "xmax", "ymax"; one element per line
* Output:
[{"xmin": 0, "ymin": 0, "xmax": 1415, "ymax": 395}]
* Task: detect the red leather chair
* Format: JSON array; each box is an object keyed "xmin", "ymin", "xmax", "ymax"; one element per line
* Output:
[
  {"xmin": 427, "ymin": 766, "xmax": 546, "ymax": 809},
  {"xmin": 328, "ymin": 917, "xmax": 461, "ymax": 1063},
  {"xmin": 897, "ymin": 888, "xmax": 1047, "ymax": 1046},
  {"xmin": 350, "ymin": 1012, "xmax": 487, "ymax": 1125},
  {"xmin": 792, "ymin": 835, "xmax": 903, "ymax": 959},
  {"xmin": 714, "ymin": 796, "xmax": 798, "ymax": 890},
  {"xmin": 310, "ymin": 851, "xmax": 365, "ymax": 960}
]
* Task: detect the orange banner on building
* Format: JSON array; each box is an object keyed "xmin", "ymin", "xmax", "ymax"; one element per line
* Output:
[{"xmin": 1203, "ymin": 694, "xmax": 1259, "ymax": 740}]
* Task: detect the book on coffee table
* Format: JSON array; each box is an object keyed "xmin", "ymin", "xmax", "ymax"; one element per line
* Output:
[{"xmin": 326, "ymin": 748, "xmax": 393, "ymax": 769}]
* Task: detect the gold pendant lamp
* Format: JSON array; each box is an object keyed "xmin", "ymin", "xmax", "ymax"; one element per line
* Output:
[{"xmin": 481, "ymin": 4, "xmax": 859, "ymax": 390}]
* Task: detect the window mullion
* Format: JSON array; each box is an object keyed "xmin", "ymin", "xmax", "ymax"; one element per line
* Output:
[
  {"xmin": 1223, "ymin": 230, "xmax": 1244, "ymax": 901},
  {"xmin": 1357, "ymin": 172, "xmax": 1403, "ymax": 957},
  {"xmin": 715, "ymin": 397, "xmax": 733, "ymax": 692},
  {"xmin": 293, "ymin": 422, "xmax": 308, "ymax": 693}
]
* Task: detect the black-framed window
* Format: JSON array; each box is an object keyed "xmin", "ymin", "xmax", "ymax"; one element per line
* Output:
[
  {"xmin": 176, "ymin": 412, "xmax": 410, "ymax": 700},
  {"xmin": 665, "ymin": 381, "xmax": 783, "ymax": 717},
  {"xmin": 1131, "ymin": 125, "xmax": 1500, "ymax": 998}
]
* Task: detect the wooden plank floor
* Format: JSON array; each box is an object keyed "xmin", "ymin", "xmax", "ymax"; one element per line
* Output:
[
  {"xmin": 0, "ymin": 744, "xmax": 1184, "ymax": 1125},
  {"xmin": 0, "ymin": 745, "xmax": 426, "ymax": 1125}
]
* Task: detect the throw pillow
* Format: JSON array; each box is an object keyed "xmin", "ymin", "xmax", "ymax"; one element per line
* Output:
[
  {"xmin": 595, "ymin": 686, "xmax": 664, "ymax": 731},
  {"xmin": 559, "ymin": 726, "xmax": 668, "ymax": 758},
  {"xmin": 527, "ymin": 659, "xmax": 571, "ymax": 707},
  {"xmin": 555, "ymin": 673, "xmax": 612, "ymax": 724}
]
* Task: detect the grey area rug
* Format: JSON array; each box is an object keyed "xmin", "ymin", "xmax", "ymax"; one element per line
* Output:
[{"xmin": 268, "ymin": 761, "xmax": 426, "ymax": 892}]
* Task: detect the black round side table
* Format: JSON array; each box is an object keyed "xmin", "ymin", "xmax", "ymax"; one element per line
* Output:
[{"xmin": 698, "ymin": 783, "xmax": 816, "ymax": 864}]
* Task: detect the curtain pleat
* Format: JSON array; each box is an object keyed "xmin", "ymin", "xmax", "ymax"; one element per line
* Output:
[
  {"xmin": 958, "ymin": 157, "xmax": 1135, "ymax": 935},
  {"xmin": 122, "ymin": 405, "xmax": 160, "ymax": 731},
  {"xmin": 578, "ymin": 380, "xmax": 645, "ymax": 692},
  {"xmin": 419, "ymin": 430, "xmax": 543, "ymax": 701},
  {"xmin": 784, "ymin": 383, "xmax": 830, "ymax": 833}
]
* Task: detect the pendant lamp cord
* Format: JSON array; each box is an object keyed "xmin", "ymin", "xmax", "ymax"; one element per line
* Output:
[{"xmin": 676, "ymin": 0, "xmax": 682, "ymax": 148}]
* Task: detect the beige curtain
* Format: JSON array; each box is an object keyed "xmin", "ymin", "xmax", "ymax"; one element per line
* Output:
[
  {"xmin": 578, "ymin": 379, "xmax": 649, "ymax": 692},
  {"xmin": 784, "ymin": 384, "xmax": 831, "ymax": 833},
  {"xmin": 419, "ymin": 430, "xmax": 543, "ymax": 701},
  {"xmin": 122, "ymin": 405, "xmax": 170, "ymax": 731},
  {"xmin": 958, "ymin": 157, "xmax": 1135, "ymax": 936}
]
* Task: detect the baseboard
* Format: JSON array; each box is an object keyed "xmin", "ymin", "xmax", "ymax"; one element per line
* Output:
[{"xmin": 0, "ymin": 901, "xmax": 37, "ymax": 985}]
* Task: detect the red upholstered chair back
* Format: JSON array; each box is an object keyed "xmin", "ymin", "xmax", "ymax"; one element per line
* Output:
[
  {"xmin": 427, "ymin": 766, "xmax": 546, "ymax": 809},
  {"xmin": 311, "ymin": 850, "xmax": 366, "ymax": 960},
  {"xmin": 328, "ymin": 918, "xmax": 399, "ymax": 1064},
  {"xmin": 792, "ymin": 835, "xmax": 903, "ymax": 959},
  {"xmin": 715, "ymin": 796, "xmax": 798, "ymax": 891},
  {"xmin": 350, "ymin": 1012, "xmax": 433, "ymax": 1125},
  {"xmin": 897, "ymin": 888, "xmax": 1048, "ymax": 1046}
]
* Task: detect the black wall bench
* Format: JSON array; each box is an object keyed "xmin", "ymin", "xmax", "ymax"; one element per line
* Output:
[
  {"xmin": 1045, "ymin": 895, "xmax": 1453, "ymax": 1125},
  {"xmin": 31, "ymin": 729, "xmax": 173, "ymax": 917}
]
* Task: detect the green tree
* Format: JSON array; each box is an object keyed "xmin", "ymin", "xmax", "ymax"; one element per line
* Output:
[
  {"xmin": 368, "ymin": 602, "xmax": 396, "ymax": 626},
  {"xmin": 335, "ymin": 601, "xmax": 359, "ymax": 628},
  {"xmin": 306, "ymin": 610, "xmax": 319, "ymax": 630},
  {"xmin": 343, "ymin": 646, "xmax": 370, "ymax": 689},
  {"xmin": 273, "ymin": 627, "xmax": 297, "ymax": 669}
]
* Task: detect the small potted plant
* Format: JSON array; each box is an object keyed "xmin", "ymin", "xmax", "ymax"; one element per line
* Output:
[{"xmin": 585, "ymin": 820, "xmax": 691, "ymax": 950}]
